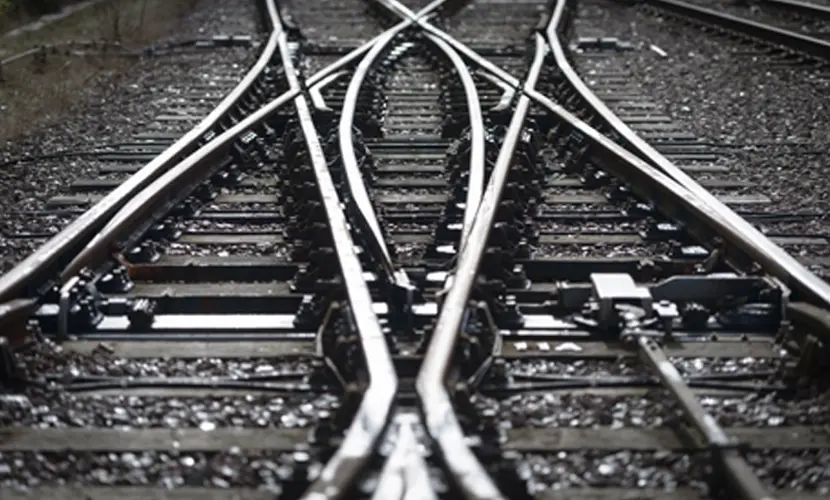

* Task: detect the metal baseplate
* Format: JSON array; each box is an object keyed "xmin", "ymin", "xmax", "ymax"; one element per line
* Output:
[{"xmin": 564, "ymin": 272, "xmax": 786, "ymax": 339}]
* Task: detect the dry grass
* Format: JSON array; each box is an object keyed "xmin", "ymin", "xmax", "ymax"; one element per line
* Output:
[
  {"xmin": 1, "ymin": 1, "xmax": 95, "ymax": 45},
  {"xmin": 0, "ymin": 0, "xmax": 200, "ymax": 143}
]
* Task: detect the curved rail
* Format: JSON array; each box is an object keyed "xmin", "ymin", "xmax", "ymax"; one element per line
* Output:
[
  {"xmin": 368, "ymin": 0, "xmax": 545, "ymax": 497},
  {"xmin": 373, "ymin": 0, "xmax": 830, "ymax": 497},
  {"xmin": 37, "ymin": 7, "xmax": 447, "ymax": 286},
  {"xmin": 426, "ymin": 34, "xmax": 485, "ymax": 247},
  {"xmin": 644, "ymin": 0, "xmax": 830, "ymax": 60},
  {"xmin": 0, "ymin": 0, "xmax": 282, "ymax": 304},
  {"xmin": 276, "ymin": 31, "xmax": 398, "ymax": 500},
  {"xmin": 0, "ymin": 0, "xmax": 452, "ymax": 311},
  {"xmin": 546, "ymin": 0, "xmax": 830, "ymax": 313},
  {"xmin": 419, "ymin": 35, "xmax": 550, "ymax": 500},
  {"xmin": 337, "ymin": 0, "xmax": 448, "ymax": 299},
  {"xmin": 523, "ymin": 92, "xmax": 786, "ymax": 500},
  {"xmin": 337, "ymin": 23, "xmax": 412, "ymax": 289},
  {"xmin": 34, "ymin": 1, "xmax": 450, "ymax": 495}
]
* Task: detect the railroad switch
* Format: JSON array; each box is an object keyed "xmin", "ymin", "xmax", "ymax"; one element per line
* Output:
[
  {"xmin": 567, "ymin": 273, "xmax": 784, "ymax": 337},
  {"xmin": 635, "ymin": 258, "xmax": 664, "ymax": 282},
  {"xmin": 589, "ymin": 273, "xmax": 653, "ymax": 332},
  {"xmin": 681, "ymin": 302, "xmax": 712, "ymax": 330},
  {"xmin": 474, "ymin": 279, "xmax": 525, "ymax": 329},
  {"xmin": 491, "ymin": 295, "xmax": 525, "ymax": 330}
]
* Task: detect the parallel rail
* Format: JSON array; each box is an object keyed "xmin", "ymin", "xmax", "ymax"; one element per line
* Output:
[
  {"xmin": 278, "ymin": 25, "xmax": 397, "ymax": 500},
  {"xmin": 377, "ymin": 0, "xmax": 830, "ymax": 498},
  {"xmin": 761, "ymin": 0, "xmax": 830, "ymax": 19},
  {"xmin": 4, "ymin": 0, "xmax": 830, "ymax": 497},
  {"xmin": 0, "ymin": 0, "xmax": 282, "ymax": 307},
  {"xmin": 549, "ymin": 1, "xmax": 830, "ymax": 322},
  {"xmin": 0, "ymin": 0, "xmax": 448, "ymax": 322},
  {"xmin": 644, "ymin": 0, "xmax": 830, "ymax": 60}
]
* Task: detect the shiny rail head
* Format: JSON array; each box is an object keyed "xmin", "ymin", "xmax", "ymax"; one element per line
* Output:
[
  {"xmin": 545, "ymin": 0, "xmax": 830, "ymax": 312},
  {"xmin": 410, "ymin": 32, "xmax": 556, "ymax": 500}
]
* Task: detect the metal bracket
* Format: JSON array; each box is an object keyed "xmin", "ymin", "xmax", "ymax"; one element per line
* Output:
[
  {"xmin": 56, "ymin": 273, "xmax": 105, "ymax": 339},
  {"xmin": 567, "ymin": 272, "xmax": 785, "ymax": 336},
  {"xmin": 590, "ymin": 273, "xmax": 653, "ymax": 329},
  {"xmin": 56, "ymin": 276, "xmax": 81, "ymax": 339}
]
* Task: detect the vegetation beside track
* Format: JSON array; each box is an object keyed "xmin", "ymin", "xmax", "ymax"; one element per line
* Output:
[{"xmin": 0, "ymin": 0, "xmax": 200, "ymax": 143}]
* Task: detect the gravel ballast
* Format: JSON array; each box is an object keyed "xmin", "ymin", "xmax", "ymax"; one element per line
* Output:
[
  {"xmin": 567, "ymin": 0, "xmax": 830, "ymax": 278},
  {"xmin": 0, "ymin": 392, "xmax": 339, "ymax": 429},
  {"xmin": 0, "ymin": 0, "xmax": 263, "ymax": 274},
  {"xmin": 0, "ymin": 450, "xmax": 296, "ymax": 488},
  {"xmin": 487, "ymin": 356, "xmax": 829, "ymax": 428}
]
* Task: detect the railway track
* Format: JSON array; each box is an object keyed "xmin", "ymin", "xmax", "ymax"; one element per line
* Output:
[
  {"xmin": 1, "ymin": 0, "xmax": 830, "ymax": 498},
  {"xmin": 640, "ymin": 0, "xmax": 830, "ymax": 59}
]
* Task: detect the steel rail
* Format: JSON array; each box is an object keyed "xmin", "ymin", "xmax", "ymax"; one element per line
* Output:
[
  {"xmin": 369, "ymin": 0, "xmax": 487, "ymax": 247},
  {"xmin": 637, "ymin": 336, "xmax": 774, "ymax": 500},
  {"xmin": 546, "ymin": 0, "xmax": 830, "ymax": 312},
  {"xmin": 0, "ymin": 0, "xmax": 284, "ymax": 304},
  {"xmin": 426, "ymin": 34, "xmax": 485, "ymax": 248},
  {"xmin": 277, "ymin": 34, "xmax": 398, "ymax": 500},
  {"xmin": 374, "ymin": 0, "xmax": 522, "ymax": 88},
  {"xmin": 337, "ymin": 23, "xmax": 414, "ymax": 291},
  {"xmin": 524, "ymin": 86, "xmax": 830, "ymax": 331},
  {"xmin": 515, "ymin": 80, "xmax": 823, "ymax": 500},
  {"xmin": 336, "ymin": 0, "xmax": 449, "ymax": 298},
  {"xmin": 25, "ymin": 2, "xmax": 449, "ymax": 288},
  {"xmin": 761, "ymin": 0, "xmax": 830, "ymax": 19},
  {"xmin": 415, "ymin": 35, "xmax": 548, "ymax": 500},
  {"xmin": 374, "ymin": 4, "xmax": 825, "ymax": 498},
  {"xmin": 644, "ymin": 0, "xmax": 830, "ymax": 60},
  {"xmin": 366, "ymin": 1, "xmax": 539, "ymax": 497}
]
